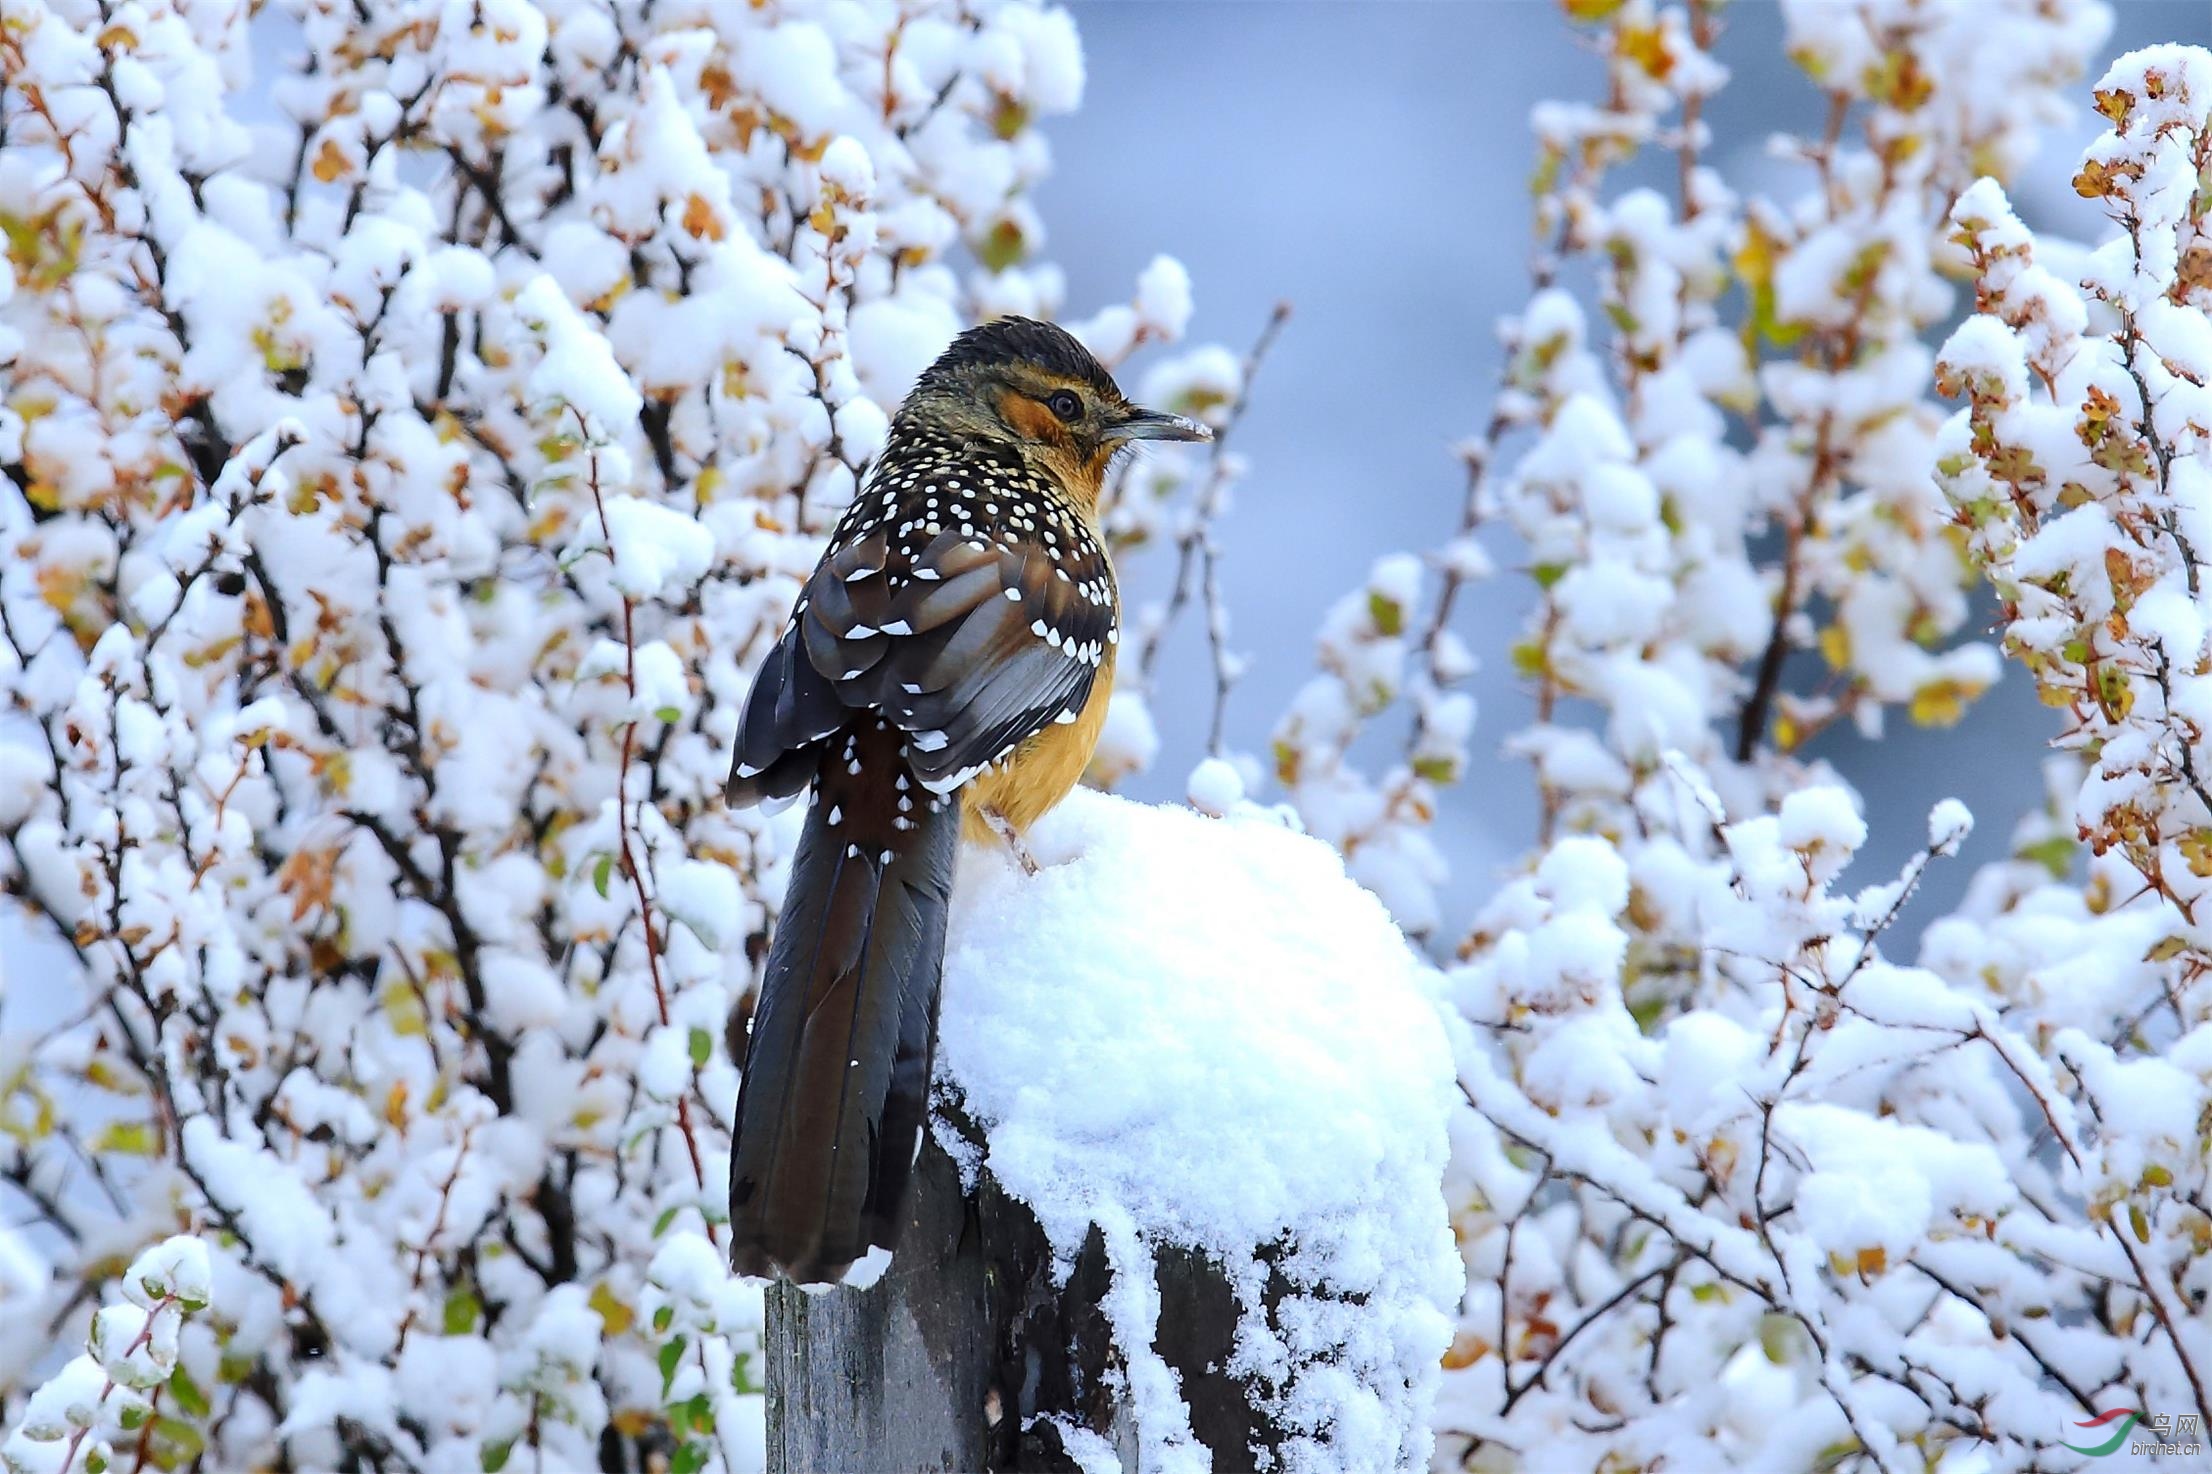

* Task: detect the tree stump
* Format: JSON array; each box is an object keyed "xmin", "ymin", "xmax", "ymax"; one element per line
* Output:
[
  {"xmin": 763, "ymin": 793, "xmax": 1462, "ymax": 1473},
  {"xmin": 765, "ymin": 1131, "xmax": 1273, "ymax": 1473}
]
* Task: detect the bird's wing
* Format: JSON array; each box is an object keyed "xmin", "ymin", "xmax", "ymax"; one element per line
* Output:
[
  {"xmin": 873, "ymin": 526, "xmax": 1114, "ymax": 789},
  {"xmin": 727, "ymin": 486, "xmax": 1115, "ymax": 804}
]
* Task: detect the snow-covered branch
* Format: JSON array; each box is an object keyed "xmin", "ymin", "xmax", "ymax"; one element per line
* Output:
[
  {"xmin": 9, "ymin": 1, "xmax": 2212, "ymax": 1471},
  {"xmin": 0, "ymin": 3, "xmax": 1226, "ymax": 1469}
]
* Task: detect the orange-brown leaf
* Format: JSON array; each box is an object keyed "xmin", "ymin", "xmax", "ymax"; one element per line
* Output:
[
  {"xmin": 680, "ymin": 193, "xmax": 726, "ymax": 242},
  {"xmin": 311, "ymin": 138, "xmax": 350, "ymax": 185}
]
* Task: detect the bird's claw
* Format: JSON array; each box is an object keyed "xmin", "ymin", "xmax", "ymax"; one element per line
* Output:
[{"xmin": 981, "ymin": 808, "xmax": 1040, "ymax": 877}]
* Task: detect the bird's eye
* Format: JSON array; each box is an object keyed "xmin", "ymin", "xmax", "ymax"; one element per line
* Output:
[{"xmin": 1045, "ymin": 389, "xmax": 1083, "ymax": 423}]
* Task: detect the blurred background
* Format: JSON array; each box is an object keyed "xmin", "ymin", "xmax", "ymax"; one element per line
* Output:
[{"xmin": 1045, "ymin": 0, "xmax": 2211, "ymax": 937}]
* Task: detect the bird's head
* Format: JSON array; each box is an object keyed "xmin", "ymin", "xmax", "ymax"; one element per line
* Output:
[{"xmin": 900, "ymin": 317, "xmax": 1211, "ymax": 504}]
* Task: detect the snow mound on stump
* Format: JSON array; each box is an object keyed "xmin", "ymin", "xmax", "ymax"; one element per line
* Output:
[{"xmin": 937, "ymin": 789, "xmax": 1462, "ymax": 1473}]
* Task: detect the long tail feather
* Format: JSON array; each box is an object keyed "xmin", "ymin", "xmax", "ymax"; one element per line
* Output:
[{"xmin": 728, "ymin": 718, "xmax": 959, "ymax": 1284}]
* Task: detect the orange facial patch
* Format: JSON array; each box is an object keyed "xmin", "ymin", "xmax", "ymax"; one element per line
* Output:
[
  {"xmin": 998, "ymin": 390, "xmax": 1069, "ymax": 448},
  {"xmin": 1082, "ymin": 441, "xmax": 1118, "ymax": 488}
]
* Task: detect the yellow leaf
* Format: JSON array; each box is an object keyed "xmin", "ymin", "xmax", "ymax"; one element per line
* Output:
[
  {"xmin": 93, "ymin": 1120, "xmax": 160, "ymax": 1156},
  {"xmin": 1616, "ymin": 22, "xmax": 1673, "ymax": 81},
  {"xmin": 84, "ymin": 1057, "xmax": 143, "ymax": 1095},
  {"xmin": 1734, "ymin": 217, "xmax": 1807, "ymax": 349},
  {"xmin": 381, "ymin": 981, "xmax": 427, "ymax": 1038},
  {"xmin": 588, "ymin": 1281, "xmax": 636, "ymax": 1337},
  {"xmin": 1909, "ymin": 678, "xmax": 1982, "ymax": 727}
]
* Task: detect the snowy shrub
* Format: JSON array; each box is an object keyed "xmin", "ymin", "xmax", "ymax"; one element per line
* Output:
[
  {"xmin": 0, "ymin": 2, "xmax": 1221, "ymax": 1469},
  {"xmin": 10, "ymin": 0, "xmax": 2212, "ymax": 1470},
  {"xmin": 1273, "ymin": 2, "xmax": 2212, "ymax": 1468}
]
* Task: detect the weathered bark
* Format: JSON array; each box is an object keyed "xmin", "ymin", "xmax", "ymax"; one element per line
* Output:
[{"xmin": 766, "ymin": 1128, "xmax": 1282, "ymax": 1473}]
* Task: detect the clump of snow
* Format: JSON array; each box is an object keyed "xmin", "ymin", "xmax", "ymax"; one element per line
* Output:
[
  {"xmin": 596, "ymin": 496, "xmax": 716, "ymax": 600},
  {"xmin": 1183, "ymin": 756, "xmax": 1245, "ymax": 817},
  {"xmin": 516, "ymin": 274, "xmax": 642, "ymax": 438},
  {"xmin": 936, "ymin": 790, "xmax": 1461, "ymax": 1473},
  {"xmin": 1926, "ymin": 797, "xmax": 1973, "ymax": 855},
  {"xmin": 1132, "ymin": 255, "xmax": 1195, "ymax": 340}
]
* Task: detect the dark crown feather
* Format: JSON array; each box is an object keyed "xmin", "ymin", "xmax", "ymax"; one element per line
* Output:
[{"xmin": 915, "ymin": 316, "xmax": 1122, "ymax": 402}]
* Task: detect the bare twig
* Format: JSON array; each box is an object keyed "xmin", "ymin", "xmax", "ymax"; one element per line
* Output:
[
  {"xmin": 1132, "ymin": 301, "xmax": 1292, "ymax": 755},
  {"xmin": 577, "ymin": 410, "xmax": 718, "ymax": 1246}
]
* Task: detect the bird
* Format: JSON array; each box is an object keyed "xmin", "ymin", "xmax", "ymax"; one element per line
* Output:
[{"xmin": 723, "ymin": 316, "xmax": 1210, "ymax": 1285}]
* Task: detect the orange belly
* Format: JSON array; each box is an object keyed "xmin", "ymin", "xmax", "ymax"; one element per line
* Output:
[{"xmin": 960, "ymin": 646, "xmax": 1117, "ymax": 844}]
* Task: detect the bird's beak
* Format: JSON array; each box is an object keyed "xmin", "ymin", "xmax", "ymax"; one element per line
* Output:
[{"xmin": 1114, "ymin": 405, "xmax": 1213, "ymax": 444}]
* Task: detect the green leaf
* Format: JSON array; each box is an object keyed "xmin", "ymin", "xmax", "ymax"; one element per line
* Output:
[
  {"xmin": 168, "ymin": 1367, "xmax": 210, "ymax": 1420},
  {"xmin": 482, "ymin": 1439, "xmax": 515, "ymax": 1473},
  {"xmin": 655, "ymin": 706, "xmax": 682, "ymax": 724},
  {"xmin": 443, "ymin": 1285, "xmax": 482, "ymax": 1335},
  {"xmin": 688, "ymin": 1028, "xmax": 711, "ymax": 1067},
  {"xmin": 151, "ymin": 1416, "xmax": 203, "ymax": 1463},
  {"xmin": 1756, "ymin": 1313, "xmax": 1800, "ymax": 1365},
  {"xmin": 1366, "ymin": 591, "xmax": 1404, "ymax": 637},
  {"xmin": 593, "ymin": 854, "xmax": 614, "ymax": 899},
  {"xmin": 671, "ymin": 1444, "xmax": 710, "ymax": 1474},
  {"xmin": 1410, "ymin": 754, "xmax": 1458, "ymax": 785},
  {"xmin": 653, "ymin": 1304, "xmax": 675, "ymax": 1334},
  {"xmin": 659, "ymin": 1336, "xmax": 687, "ymax": 1399},
  {"xmin": 653, "ymin": 1206, "xmax": 680, "ymax": 1238},
  {"xmin": 2016, "ymin": 836, "xmax": 2075, "ymax": 880},
  {"xmin": 978, "ymin": 217, "xmax": 1026, "ymax": 273},
  {"xmin": 683, "ymin": 1392, "xmax": 714, "ymax": 1434}
]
